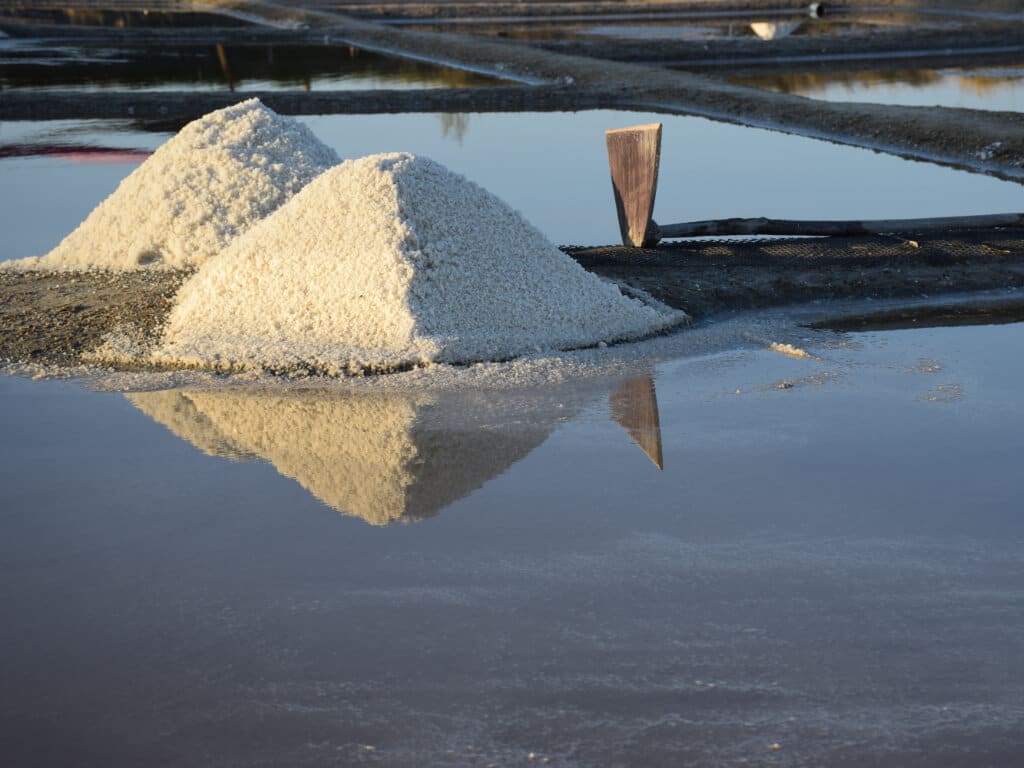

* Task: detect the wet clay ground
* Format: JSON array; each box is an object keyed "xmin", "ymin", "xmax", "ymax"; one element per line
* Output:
[
  {"xmin": 570, "ymin": 229, "xmax": 1024, "ymax": 320},
  {"xmin": 4, "ymin": 230, "xmax": 1024, "ymax": 369},
  {"xmin": 0, "ymin": 270, "xmax": 189, "ymax": 368}
]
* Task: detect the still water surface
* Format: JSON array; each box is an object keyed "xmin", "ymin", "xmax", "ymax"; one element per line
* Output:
[
  {"xmin": 0, "ymin": 41, "xmax": 502, "ymax": 92},
  {"xmin": 2, "ymin": 318, "xmax": 1023, "ymax": 766},
  {"xmin": 3, "ymin": 109, "xmax": 1022, "ymax": 260},
  {"xmin": 737, "ymin": 65, "xmax": 1024, "ymax": 112},
  {"xmin": 391, "ymin": 10, "xmax": 948, "ymax": 42}
]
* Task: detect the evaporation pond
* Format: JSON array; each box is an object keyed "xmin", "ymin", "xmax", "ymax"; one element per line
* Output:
[
  {"xmin": 736, "ymin": 64, "xmax": 1024, "ymax": 112},
  {"xmin": 2, "ymin": 315, "xmax": 1023, "ymax": 766},
  {"xmin": 0, "ymin": 41, "xmax": 503, "ymax": 93},
  {"xmin": 0, "ymin": 7, "xmax": 252, "ymax": 28},
  {"xmin": 2, "ymin": 109, "xmax": 1023, "ymax": 260},
  {"xmin": 387, "ymin": 9, "xmax": 945, "ymax": 42}
]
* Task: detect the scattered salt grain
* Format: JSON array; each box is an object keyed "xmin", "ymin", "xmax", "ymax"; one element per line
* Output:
[
  {"xmin": 6, "ymin": 99, "xmax": 338, "ymax": 271},
  {"xmin": 768, "ymin": 342, "xmax": 812, "ymax": 359},
  {"xmin": 151, "ymin": 152, "xmax": 686, "ymax": 374}
]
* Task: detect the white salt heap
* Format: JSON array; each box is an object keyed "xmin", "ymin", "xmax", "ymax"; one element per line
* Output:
[
  {"xmin": 9, "ymin": 99, "xmax": 338, "ymax": 270},
  {"xmin": 151, "ymin": 152, "xmax": 686, "ymax": 374}
]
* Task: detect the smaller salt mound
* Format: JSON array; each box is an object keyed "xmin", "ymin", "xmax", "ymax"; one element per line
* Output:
[
  {"xmin": 9, "ymin": 99, "xmax": 338, "ymax": 271},
  {"xmin": 153, "ymin": 152, "xmax": 686, "ymax": 374}
]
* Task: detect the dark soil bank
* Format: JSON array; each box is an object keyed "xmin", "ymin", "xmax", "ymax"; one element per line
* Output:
[{"xmin": 4, "ymin": 228, "xmax": 1024, "ymax": 370}]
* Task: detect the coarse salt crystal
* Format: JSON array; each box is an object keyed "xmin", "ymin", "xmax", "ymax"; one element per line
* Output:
[
  {"xmin": 6, "ymin": 99, "xmax": 338, "ymax": 271},
  {"xmin": 151, "ymin": 152, "xmax": 687, "ymax": 374}
]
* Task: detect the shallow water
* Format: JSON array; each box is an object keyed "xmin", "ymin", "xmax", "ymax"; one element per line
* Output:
[
  {"xmin": 574, "ymin": 15, "xmax": 948, "ymax": 43},
  {"xmin": 0, "ymin": 8, "xmax": 253, "ymax": 28},
  {"xmin": 0, "ymin": 41, "xmax": 503, "ymax": 93},
  {"xmin": 2, "ymin": 317, "xmax": 1023, "ymax": 766},
  {"xmin": 3, "ymin": 109, "xmax": 1023, "ymax": 260},
  {"xmin": 736, "ymin": 65, "xmax": 1024, "ymax": 112},
  {"xmin": 390, "ymin": 10, "xmax": 948, "ymax": 43}
]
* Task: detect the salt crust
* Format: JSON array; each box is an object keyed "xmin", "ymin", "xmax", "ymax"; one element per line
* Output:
[
  {"xmin": 6, "ymin": 99, "xmax": 338, "ymax": 271},
  {"xmin": 153, "ymin": 152, "xmax": 687, "ymax": 374}
]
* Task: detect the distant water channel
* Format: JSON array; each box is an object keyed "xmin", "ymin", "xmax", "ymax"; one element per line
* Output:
[
  {"xmin": 387, "ymin": 9, "xmax": 949, "ymax": 43},
  {"xmin": 2, "ymin": 315, "xmax": 1023, "ymax": 766},
  {"xmin": 736, "ymin": 65, "xmax": 1024, "ymax": 112},
  {"xmin": 0, "ymin": 40, "xmax": 503, "ymax": 93}
]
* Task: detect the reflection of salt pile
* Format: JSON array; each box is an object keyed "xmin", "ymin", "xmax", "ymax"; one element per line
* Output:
[
  {"xmin": 152, "ymin": 152, "xmax": 685, "ymax": 373},
  {"xmin": 127, "ymin": 389, "xmax": 561, "ymax": 525},
  {"xmin": 12, "ymin": 99, "xmax": 338, "ymax": 270}
]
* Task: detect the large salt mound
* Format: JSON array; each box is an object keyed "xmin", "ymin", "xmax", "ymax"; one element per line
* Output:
[
  {"xmin": 152, "ymin": 153, "xmax": 686, "ymax": 374},
  {"xmin": 9, "ymin": 99, "xmax": 339, "ymax": 271}
]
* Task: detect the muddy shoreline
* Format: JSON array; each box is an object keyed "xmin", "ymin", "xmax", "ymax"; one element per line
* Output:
[
  {"xmin": 0, "ymin": 269, "xmax": 189, "ymax": 368},
  {"xmin": 572, "ymin": 230, "xmax": 1024, "ymax": 320},
  {"xmin": 4, "ymin": 229, "xmax": 1024, "ymax": 370}
]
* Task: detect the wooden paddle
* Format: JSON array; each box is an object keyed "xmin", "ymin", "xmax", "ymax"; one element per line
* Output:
[
  {"xmin": 605, "ymin": 122, "xmax": 1024, "ymax": 247},
  {"xmin": 606, "ymin": 123, "xmax": 662, "ymax": 249}
]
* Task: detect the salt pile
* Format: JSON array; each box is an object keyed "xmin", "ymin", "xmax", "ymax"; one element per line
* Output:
[
  {"xmin": 9, "ymin": 99, "xmax": 338, "ymax": 270},
  {"xmin": 152, "ymin": 152, "xmax": 686, "ymax": 374}
]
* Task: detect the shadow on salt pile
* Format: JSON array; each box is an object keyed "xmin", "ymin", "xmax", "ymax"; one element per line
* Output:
[{"xmin": 126, "ymin": 376, "xmax": 664, "ymax": 525}]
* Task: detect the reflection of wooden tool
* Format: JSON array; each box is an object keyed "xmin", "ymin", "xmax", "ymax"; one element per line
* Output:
[
  {"xmin": 606, "ymin": 122, "xmax": 1024, "ymax": 248},
  {"xmin": 609, "ymin": 376, "xmax": 663, "ymax": 470}
]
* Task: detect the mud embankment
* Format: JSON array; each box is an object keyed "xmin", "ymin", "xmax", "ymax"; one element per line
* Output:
[
  {"xmin": 4, "ymin": 229, "xmax": 1024, "ymax": 369},
  {"xmin": 0, "ymin": 269, "xmax": 188, "ymax": 368},
  {"xmin": 5, "ymin": 0, "xmax": 1024, "ymax": 180}
]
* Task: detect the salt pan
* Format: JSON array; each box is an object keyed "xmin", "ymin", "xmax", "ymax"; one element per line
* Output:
[
  {"xmin": 7, "ymin": 99, "xmax": 338, "ymax": 270},
  {"xmin": 152, "ymin": 152, "xmax": 686, "ymax": 374}
]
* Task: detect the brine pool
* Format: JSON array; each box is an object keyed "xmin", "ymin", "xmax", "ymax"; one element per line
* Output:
[
  {"xmin": 0, "ymin": 40, "xmax": 504, "ymax": 93},
  {"xmin": 2, "ymin": 314, "xmax": 1023, "ymax": 766},
  {"xmin": 3, "ymin": 109, "xmax": 1023, "ymax": 261},
  {"xmin": 736, "ymin": 65, "xmax": 1024, "ymax": 113},
  {"xmin": 2, "ymin": 109, "xmax": 1024, "ymax": 766}
]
